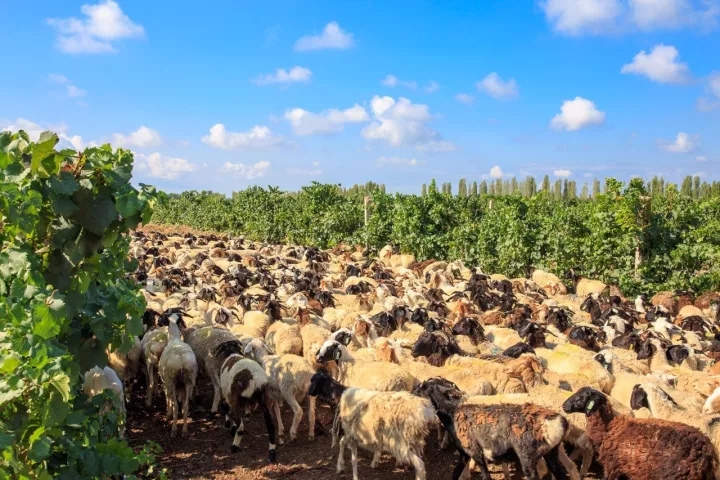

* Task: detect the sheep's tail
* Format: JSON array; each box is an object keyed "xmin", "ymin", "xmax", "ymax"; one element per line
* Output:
[
  {"xmin": 331, "ymin": 406, "xmax": 342, "ymax": 449},
  {"xmin": 175, "ymin": 368, "xmax": 187, "ymax": 403}
]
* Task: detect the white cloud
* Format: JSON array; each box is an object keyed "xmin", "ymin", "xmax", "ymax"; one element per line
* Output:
[
  {"xmin": 202, "ymin": 124, "xmax": 285, "ymax": 150},
  {"xmin": 49, "ymin": 73, "xmax": 87, "ymax": 98},
  {"xmin": 661, "ymin": 132, "xmax": 698, "ymax": 153},
  {"xmin": 455, "ymin": 93, "xmax": 475, "ymax": 105},
  {"xmin": 46, "ymin": 0, "xmax": 144, "ymax": 54},
  {"xmin": 541, "ymin": 0, "xmax": 622, "ymax": 35},
  {"xmin": 554, "ymin": 169, "xmax": 572, "ymax": 177},
  {"xmin": 1, "ymin": 117, "xmax": 87, "ymax": 150},
  {"xmin": 489, "ymin": 166, "xmax": 504, "ymax": 178},
  {"xmin": 111, "ymin": 126, "xmax": 162, "ymax": 149},
  {"xmin": 284, "ymin": 104, "xmax": 369, "ymax": 135},
  {"xmin": 696, "ymin": 155, "xmax": 708, "ymax": 161},
  {"xmin": 550, "ymin": 96, "xmax": 606, "ymax": 131},
  {"xmin": 425, "ymin": 81, "xmax": 440, "ymax": 93},
  {"xmin": 376, "ymin": 156, "xmax": 419, "ymax": 167},
  {"xmin": 697, "ymin": 71, "xmax": 720, "ymax": 111},
  {"xmin": 294, "ymin": 21, "xmax": 354, "ymax": 51},
  {"xmin": 253, "ymin": 66, "xmax": 312, "ymax": 86},
  {"xmin": 584, "ymin": 172, "xmax": 593, "ymax": 178},
  {"xmin": 221, "ymin": 160, "xmax": 271, "ymax": 179},
  {"xmin": 381, "ymin": 75, "xmax": 417, "ymax": 89},
  {"xmin": 287, "ymin": 163, "xmax": 323, "ymax": 176},
  {"xmin": 477, "ymin": 73, "xmax": 519, "ymax": 100},
  {"xmin": 135, "ymin": 152, "xmax": 196, "ymax": 180},
  {"xmin": 620, "ymin": 44, "xmax": 689, "ymax": 83},
  {"xmin": 361, "ymin": 95, "xmax": 455, "ymax": 151},
  {"xmin": 541, "ymin": 0, "xmax": 720, "ymax": 35}
]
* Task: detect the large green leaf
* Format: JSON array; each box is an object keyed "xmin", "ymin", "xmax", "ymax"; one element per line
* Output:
[
  {"xmin": 49, "ymin": 171, "xmax": 79, "ymax": 196},
  {"xmin": 70, "ymin": 189, "xmax": 118, "ymax": 236}
]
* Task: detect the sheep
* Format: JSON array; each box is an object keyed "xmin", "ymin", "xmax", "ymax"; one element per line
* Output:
[
  {"xmin": 316, "ymin": 340, "xmax": 414, "ymax": 392},
  {"xmin": 107, "ymin": 336, "xmax": 142, "ymax": 400},
  {"xmin": 158, "ymin": 314, "xmax": 198, "ymax": 437},
  {"xmin": 535, "ymin": 344, "xmax": 614, "ymax": 394},
  {"xmin": 140, "ymin": 318, "xmax": 170, "ymax": 407},
  {"xmin": 414, "ymin": 378, "xmax": 572, "ymax": 480},
  {"xmin": 215, "ymin": 340, "xmax": 278, "ymax": 463},
  {"xmin": 82, "ymin": 366, "xmax": 126, "ymax": 438},
  {"xmin": 243, "ymin": 338, "xmax": 317, "ymax": 442},
  {"xmin": 562, "ymin": 386, "xmax": 720, "ymax": 480},
  {"xmin": 531, "ymin": 269, "xmax": 567, "ymax": 296},
  {"xmin": 307, "ymin": 369, "xmax": 434, "ymax": 480},
  {"xmin": 264, "ymin": 321, "xmax": 303, "ymax": 355},
  {"xmin": 184, "ymin": 326, "xmax": 243, "ymax": 415},
  {"xmin": 566, "ymin": 270, "xmax": 607, "ymax": 298}
]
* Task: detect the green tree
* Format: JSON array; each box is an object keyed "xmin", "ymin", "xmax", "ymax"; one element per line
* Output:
[
  {"xmin": 592, "ymin": 178, "xmax": 601, "ymax": 198},
  {"xmin": 479, "ymin": 180, "xmax": 488, "ymax": 195},
  {"xmin": 580, "ymin": 182, "xmax": 589, "ymax": 199},
  {"xmin": 541, "ymin": 175, "xmax": 550, "ymax": 193},
  {"xmin": 470, "ymin": 181, "xmax": 478, "ymax": 197},
  {"xmin": 421, "ymin": 183, "xmax": 427, "ymax": 196},
  {"xmin": 458, "ymin": 178, "xmax": 467, "ymax": 197},
  {"xmin": 681, "ymin": 175, "xmax": 693, "ymax": 196}
]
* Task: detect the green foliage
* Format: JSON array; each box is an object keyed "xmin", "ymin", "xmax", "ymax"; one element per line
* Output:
[
  {"xmin": 152, "ymin": 178, "xmax": 720, "ymax": 295},
  {"xmin": 0, "ymin": 130, "xmax": 162, "ymax": 478}
]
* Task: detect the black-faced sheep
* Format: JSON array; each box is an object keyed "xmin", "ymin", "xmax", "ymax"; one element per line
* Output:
[
  {"xmin": 562, "ymin": 386, "xmax": 720, "ymax": 480},
  {"xmin": 414, "ymin": 378, "xmax": 571, "ymax": 480}
]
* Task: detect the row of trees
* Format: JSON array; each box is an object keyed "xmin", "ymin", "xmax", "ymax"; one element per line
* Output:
[
  {"xmin": 152, "ymin": 178, "xmax": 720, "ymax": 296},
  {"xmin": 424, "ymin": 175, "xmax": 720, "ymax": 200}
]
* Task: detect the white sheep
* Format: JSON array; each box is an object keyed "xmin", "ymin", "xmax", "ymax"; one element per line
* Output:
[
  {"xmin": 158, "ymin": 314, "xmax": 198, "ymax": 437},
  {"xmin": 82, "ymin": 366, "xmax": 126, "ymax": 438},
  {"xmin": 243, "ymin": 338, "xmax": 317, "ymax": 442}
]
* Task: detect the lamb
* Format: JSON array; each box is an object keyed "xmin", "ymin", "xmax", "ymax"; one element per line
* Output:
[
  {"xmin": 566, "ymin": 269, "xmax": 607, "ymax": 298},
  {"xmin": 562, "ymin": 386, "xmax": 720, "ymax": 480},
  {"xmin": 140, "ymin": 316, "xmax": 171, "ymax": 407},
  {"xmin": 414, "ymin": 378, "xmax": 571, "ymax": 480},
  {"xmin": 82, "ymin": 366, "xmax": 126, "ymax": 438},
  {"xmin": 215, "ymin": 340, "xmax": 278, "ymax": 463},
  {"xmin": 531, "ymin": 269, "xmax": 567, "ymax": 296},
  {"xmin": 307, "ymin": 369, "xmax": 434, "ymax": 480},
  {"xmin": 264, "ymin": 321, "xmax": 303, "ymax": 355},
  {"xmin": 243, "ymin": 338, "xmax": 317, "ymax": 442},
  {"xmin": 107, "ymin": 336, "xmax": 142, "ymax": 400},
  {"xmin": 536, "ymin": 344, "xmax": 614, "ymax": 394},
  {"xmin": 316, "ymin": 340, "xmax": 414, "ymax": 392},
  {"xmin": 158, "ymin": 314, "xmax": 198, "ymax": 437}
]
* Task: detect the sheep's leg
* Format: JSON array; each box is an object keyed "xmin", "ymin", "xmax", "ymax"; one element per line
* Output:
[
  {"xmin": 286, "ymin": 396, "xmax": 303, "ymax": 441},
  {"xmin": 501, "ymin": 461, "xmax": 511, "ymax": 480},
  {"xmin": 544, "ymin": 446, "xmax": 571, "ymax": 480},
  {"xmin": 440, "ymin": 430, "xmax": 451, "ymax": 449},
  {"xmin": 451, "ymin": 451, "xmax": 471, "ymax": 480},
  {"xmin": 165, "ymin": 387, "xmax": 173, "ymax": 420},
  {"xmin": 209, "ymin": 373, "xmax": 221, "ymax": 416},
  {"xmin": 230, "ymin": 420, "xmax": 244, "ymax": 453},
  {"xmin": 273, "ymin": 401, "xmax": 285, "ymax": 443},
  {"xmin": 181, "ymin": 383, "xmax": 192, "ymax": 438},
  {"xmin": 516, "ymin": 455, "xmax": 539, "ymax": 480},
  {"xmin": 349, "ymin": 440, "xmax": 359, "ymax": 480},
  {"xmin": 370, "ymin": 451, "xmax": 381, "ymax": 468},
  {"xmin": 145, "ymin": 362, "xmax": 155, "ymax": 407},
  {"xmin": 579, "ymin": 449, "xmax": 592, "ymax": 479},
  {"xmin": 408, "ymin": 451, "xmax": 426, "ymax": 480},
  {"xmin": 336, "ymin": 435, "xmax": 347, "ymax": 473},
  {"xmin": 260, "ymin": 401, "xmax": 277, "ymax": 463},
  {"xmin": 307, "ymin": 395, "xmax": 316, "ymax": 440},
  {"xmin": 170, "ymin": 393, "xmax": 179, "ymax": 438}
]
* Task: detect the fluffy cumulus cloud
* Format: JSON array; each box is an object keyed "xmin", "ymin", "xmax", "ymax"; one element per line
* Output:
[
  {"xmin": 135, "ymin": 152, "xmax": 196, "ymax": 180},
  {"xmin": 221, "ymin": 160, "xmax": 271, "ymax": 179},
  {"xmin": 111, "ymin": 126, "xmax": 163, "ymax": 149},
  {"xmin": 294, "ymin": 21, "xmax": 354, "ymax": 51},
  {"xmin": 47, "ymin": 0, "xmax": 144, "ymax": 54},
  {"xmin": 49, "ymin": 73, "xmax": 87, "ymax": 98},
  {"xmin": 455, "ymin": 93, "xmax": 475, "ymax": 105},
  {"xmin": 381, "ymin": 75, "xmax": 417, "ymax": 89},
  {"xmin": 621, "ymin": 44, "xmax": 689, "ymax": 83},
  {"xmin": 477, "ymin": 73, "xmax": 519, "ymax": 100},
  {"xmin": 361, "ymin": 95, "xmax": 455, "ymax": 152},
  {"xmin": 376, "ymin": 156, "xmax": 418, "ymax": 167},
  {"xmin": 253, "ymin": 66, "xmax": 312, "ymax": 86},
  {"xmin": 1, "ymin": 117, "xmax": 86, "ymax": 150},
  {"xmin": 550, "ymin": 97, "xmax": 606, "ymax": 131},
  {"xmin": 554, "ymin": 169, "xmax": 572, "ymax": 177},
  {"xmin": 202, "ymin": 124, "xmax": 286, "ymax": 150},
  {"xmin": 661, "ymin": 132, "xmax": 698, "ymax": 153},
  {"xmin": 541, "ymin": 0, "xmax": 720, "ymax": 35},
  {"xmin": 284, "ymin": 104, "xmax": 369, "ymax": 135},
  {"xmin": 287, "ymin": 161, "xmax": 323, "ymax": 176},
  {"xmin": 488, "ymin": 166, "xmax": 504, "ymax": 178}
]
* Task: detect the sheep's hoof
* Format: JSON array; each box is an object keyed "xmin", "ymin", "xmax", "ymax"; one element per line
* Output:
[
  {"xmin": 230, "ymin": 426, "xmax": 238, "ymax": 437},
  {"xmin": 224, "ymin": 419, "xmax": 232, "ymax": 428},
  {"xmin": 308, "ymin": 434, "xmax": 315, "ymax": 441},
  {"xmin": 230, "ymin": 445, "xmax": 240, "ymax": 454},
  {"xmin": 170, "ymin": 430, "xmax": 177, "ymax": 438},
  {"xmin": 207, "ymin": 411, "xmax": 216, "ymax": 420},
  {"xmin": 268, "ymin": 450, "xmax": 277, "ymax": 463},
  {"xmin": 277, "ymin": 435, "xmax": 286, "ymax": 445},
  {"xmin": 181, "ymin": 429, "xmax": 188, "ymax": 438}
]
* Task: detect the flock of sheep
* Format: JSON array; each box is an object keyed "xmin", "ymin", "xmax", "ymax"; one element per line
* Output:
[{"xmin": 85, "ymin": 227, "xmax": 720, "ymax": 480}]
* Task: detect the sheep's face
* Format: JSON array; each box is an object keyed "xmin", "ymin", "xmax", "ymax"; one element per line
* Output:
[
  {"xmin": 332, "ymin": 330, "xmax": 353, "ymax": 347},
  {"xmin": 568, "ymin": 326, "xmax": 600, "ymax": 352},
  {"xmin": 630, "ymin": 384, "xmax": 650, "ymax": 410},
  {"xmin": 411, "ymin": 308, "xmax": 429, "ymax": 326},
  {"xmin": 412, "ymin": 378, "xmax": 464, "ymax": 414},
  {"xmin": 316, "ymin": 341, "xmax": 342, "ymax": 364},
  {"xmin": 411, "ymin": 332, "xmax": 437, "ymax": 358},
  {"xmin": 451, "ymin": 318, "xmax": 485, "ymax": 344},
  {"xmin": 593, "ymin": 352, "xmax": 612, "ymax": 371},
  {"xmin": 636, "ymin": 339, "xmax": 656, "ymax": 360},
  {"xmin": 666, "ymin": 345, "xmax": 690, "ymax": 366},
  {"xmin": 580, "ymin": 295, "xmax": 597, "ymax": 312},
  {"xmin": 424, "ymin": 318, "xmax": 443, "ymax": 333},
  {"xmin": 562, "ymin": 387, "xmax": 605, "ymax": 415},
  {"xmin": 502, "ymin": 342, "xmax": 535, "ymax": 358}
]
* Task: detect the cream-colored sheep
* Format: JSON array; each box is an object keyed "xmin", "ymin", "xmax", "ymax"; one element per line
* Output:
[{"xmin": 265, "ymin": 321, "xmax": 303, "ymax": 355}]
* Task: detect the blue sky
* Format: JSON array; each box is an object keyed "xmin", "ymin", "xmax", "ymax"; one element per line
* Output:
[{"xmin": 1, "ymin": 0, "xmax": 719, "ymax": 194}]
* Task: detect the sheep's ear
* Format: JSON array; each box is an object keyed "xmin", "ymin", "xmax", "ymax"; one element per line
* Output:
[{"xmin": 333, "ymin": 348, "xmax": 341, "ymax": 361}]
